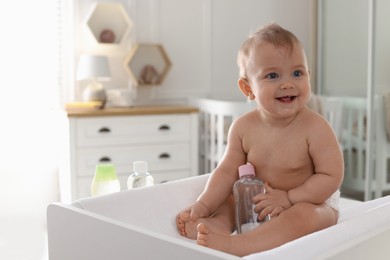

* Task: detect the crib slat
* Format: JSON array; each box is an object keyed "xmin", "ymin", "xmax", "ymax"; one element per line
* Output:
[
  {"xmin": 216, "ymin": 114, "xmax": 224, "ymax": 162},
  {"xmin": 210, "ymin": 113, "xmax": 216, "ymax": 172}
]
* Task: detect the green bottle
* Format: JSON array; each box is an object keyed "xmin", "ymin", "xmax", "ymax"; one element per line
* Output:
[{"xmin": 91, "ymin": 163, "xmax": 120, "ymax": 196}]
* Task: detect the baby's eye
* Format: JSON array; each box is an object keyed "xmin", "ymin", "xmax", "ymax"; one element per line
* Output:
[
  {"xmin": 266, "ymin": 72, "xmax": 279, "ymax": 79},
  {"xmin": 293, "ymin": 70, "xmax": 303, "ymax": 77}
]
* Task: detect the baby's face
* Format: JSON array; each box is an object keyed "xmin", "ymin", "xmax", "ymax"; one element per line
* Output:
[{"xmin": 246, "ymin": 42, "xmax": 310, "ymax": 119}]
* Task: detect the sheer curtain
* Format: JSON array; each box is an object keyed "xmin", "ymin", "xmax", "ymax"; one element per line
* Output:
[{"xmin": 0, "ymin": 1, "xmax": 69, "ymax": 258}]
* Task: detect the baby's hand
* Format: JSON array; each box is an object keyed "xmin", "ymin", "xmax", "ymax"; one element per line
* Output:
[
  {"xmin": 178, "ymin": 200, "xmax": 211, "ymax": 223},
  {"xmin": 190, "ymin": 200, "xmax": 211, "ymax": 221},
  {"xmin": 253, "ymin": 183, "xmax": 292, "ymax": 220}
]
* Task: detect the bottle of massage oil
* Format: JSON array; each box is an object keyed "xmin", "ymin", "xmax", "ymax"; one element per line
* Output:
[
  {"xmin": 127, "ymin": 161, "xmax": 154, "ymax": 189},
  {"xmin": 233, "ymin": 163, "xmax": 268, "ymax": 233}
]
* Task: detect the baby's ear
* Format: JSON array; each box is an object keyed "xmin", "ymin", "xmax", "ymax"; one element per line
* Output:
[{"xmin": 238, "ymin": 78, "xmax": 252, "ymax": 97}]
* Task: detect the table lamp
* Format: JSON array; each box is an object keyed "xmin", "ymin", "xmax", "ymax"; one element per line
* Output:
[{"xmin": 77, "ymin": 55, "xmax": 111, "ymax": 108}]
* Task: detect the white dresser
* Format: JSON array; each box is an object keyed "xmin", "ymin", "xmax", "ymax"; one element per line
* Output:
[{"xmin": 60, "ymin": 105, "xmax": 199, "ymax": 203}]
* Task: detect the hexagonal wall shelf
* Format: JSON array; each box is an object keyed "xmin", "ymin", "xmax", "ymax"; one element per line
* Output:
[
  {"xmin": 85, "ymin": 3, "xmax": 132, "ymax": 44},
  {"xmin": 124, "ymin": 44, "xmax": 172, "ymax": 86}
]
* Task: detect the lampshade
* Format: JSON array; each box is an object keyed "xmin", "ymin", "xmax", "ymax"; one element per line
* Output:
[{"xmin": 77, "ymin": 55, "xmax": 111, "ymax": 81}]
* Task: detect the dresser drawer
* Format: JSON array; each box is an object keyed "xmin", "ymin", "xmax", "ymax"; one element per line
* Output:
[
  {"xmin": 76, "ymin": 143, "xmax": 191, "ymax": 177},
  {"xmin": 61, "ymin": 106, "xmax": 199, "ymax": 202},
  {"xmin": 74, "ymin": 114, "xmax": 190, "ymax": 147}
]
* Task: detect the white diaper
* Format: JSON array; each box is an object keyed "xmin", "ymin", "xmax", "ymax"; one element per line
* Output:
[{"xmin": 325, "ymin": 190, "xmax": 340, "ymax": 211}]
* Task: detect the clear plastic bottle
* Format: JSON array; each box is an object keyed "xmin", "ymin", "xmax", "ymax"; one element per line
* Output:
[
  {"xmin": 233, "ymin": 163, "xmax": 267, "ymax": 234},
  {"xmin": 127, "ymin": 161, "xmax": 154, "ymax": 189},
  {"xmin": 91, "ymin": 163, "xmax": 120, "ymax": 197}
]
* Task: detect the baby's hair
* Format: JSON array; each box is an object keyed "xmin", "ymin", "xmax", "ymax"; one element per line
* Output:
[{"xmin": 237, "ymin": 23, "xmax": 303, "ymax": 79}]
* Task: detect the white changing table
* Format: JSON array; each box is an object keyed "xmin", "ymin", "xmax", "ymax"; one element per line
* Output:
[{"xmin": 47, "ymin": 174, "xmax": 390, "ymax": 259}]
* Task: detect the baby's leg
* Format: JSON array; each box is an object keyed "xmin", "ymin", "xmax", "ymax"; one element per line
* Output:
[
  {"xmin": 197, "ymin": 202, "xmax": 338, "ymax": 257},
  {"xmin": 176, "ymin": 195, "xmax": 235, "ymax": 239}
]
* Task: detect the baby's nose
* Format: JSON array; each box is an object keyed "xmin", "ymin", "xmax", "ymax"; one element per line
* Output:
[{"xmin": 280, "ymin": 82, "xmax": 295, "ymax": 89}]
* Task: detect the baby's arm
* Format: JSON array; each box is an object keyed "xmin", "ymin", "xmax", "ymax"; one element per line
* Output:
[
  {"xmin": 178, "ymin": 117, "xmax": 248, "ymax": 222},
  {"xmin": 287, "ymin": 117, "xmax": 344, "ymax": 205},
  {"xmin": 195, "ymin": 118, "xmax": 248, "ymax": 214}
]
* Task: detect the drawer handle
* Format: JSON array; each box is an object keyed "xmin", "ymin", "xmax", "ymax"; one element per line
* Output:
[
  {"xmin": 158, "ymin": 125, "xmax": 170, "ymax": 131},
  {"xmin": 99, "ymin": 157, "xmax": 111, "ymax": 163},
  {"xmin": 98, "ymin": 127, "xmax": 111, "ymax": 134},
  {"xmin": 159, "ymin": 153, "xmax": 171, "ymax": 159}
]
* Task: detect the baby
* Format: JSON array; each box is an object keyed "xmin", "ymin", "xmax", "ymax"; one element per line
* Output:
[{"xmin": 176, "ymin": 23, "xmax": 344, "ymax": 257}]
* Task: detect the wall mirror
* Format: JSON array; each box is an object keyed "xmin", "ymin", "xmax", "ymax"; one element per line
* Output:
[
  {"xmin": 318, "ymin": 0, "xmax": 390, "ymax": 200},
  {"xmin": 123, "ymin": 44, "xmax": 172, "ymax": 86}
]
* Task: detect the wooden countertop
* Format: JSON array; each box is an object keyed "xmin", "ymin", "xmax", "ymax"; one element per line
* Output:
[{"xmin": 65, "ymin": 105, "xmax": 199, "ymax": 117}]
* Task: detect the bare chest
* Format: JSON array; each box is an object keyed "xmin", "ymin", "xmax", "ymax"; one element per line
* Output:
[{"xmin": 244, "ymin": 131, "xmax": 313, "ymax": 189}]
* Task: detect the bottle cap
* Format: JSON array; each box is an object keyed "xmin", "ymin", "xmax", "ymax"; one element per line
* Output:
[
  {"xmin": 133, "ymin": 161, "xmax": 148, "ymax": 173},
  {"xmin": 94, "ymin": 163, "xmax": 117, "ymax": 181},
  {"xmin": 238, "ymin": 163, "xmax": 255, "ymax": 177}
]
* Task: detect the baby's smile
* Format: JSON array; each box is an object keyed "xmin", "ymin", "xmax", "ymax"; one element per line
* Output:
[{"xmin": 276, "ymin": 95, "xmax": 297, "ymax": 103}]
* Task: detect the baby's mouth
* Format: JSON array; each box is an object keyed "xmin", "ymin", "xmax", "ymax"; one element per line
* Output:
[{"xmin": 276, "ymin": 96, "xmax": 297, "ymax": 103}]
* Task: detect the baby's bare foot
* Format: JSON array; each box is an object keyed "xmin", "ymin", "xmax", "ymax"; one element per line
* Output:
[
  {"xmin": 176, "ymin": 210, "xmax": 205, "ymax": 239},
  {"xmin": 176, "ymin": 211, "xmax": 191, "ymax": 237},
  {"xmin": 176, "ymin": 211, "xmax": 205, "ymax": 239},
  {"xmin": 177, "ymin": 212, "xmax": 233, "ymax": 239},
  {"xmin": 197, "ymin": 223, "xmax": 232, "ymax": 253}
]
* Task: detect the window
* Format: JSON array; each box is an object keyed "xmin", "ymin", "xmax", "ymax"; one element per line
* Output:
[{"xmin": 0, "ymin": 0, "xmax": 70, "ymax": 180}]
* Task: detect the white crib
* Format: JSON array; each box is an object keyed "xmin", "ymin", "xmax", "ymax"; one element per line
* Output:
[
  {"xmin": 336, "ymin": 96, "xmax": 390, "ymax": 198},
  {"xmin": 190, "ymin": 98, "xmax": 255, "ymax": 174},
  {"xmin": 192, "ymin": 96, "xmax": 390, "ymax": 199},
  {"xmin": 375, "ymin": 93, "xmax": 390, "ymax": 197},
  {"xmin": 339, "ymin": 97, "xmax": 368, "ymax": 194}
]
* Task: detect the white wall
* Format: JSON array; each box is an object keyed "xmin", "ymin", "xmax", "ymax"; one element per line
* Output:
[
  {"xmin": 374, "ymin": 0, "xmax": 390, "ymax": 95},
  {"xmin": 319, "ymin": 0, "xmax": 390, "ymax": 97},
  {"xmin": 319, "ymin": 0, "xmax": 369, "ymax": 97},
  {"xmin": 74, "ymin": 0, "xmax": 316, "ymax": 103},
  {"xmin": 209, "ymin": 0, "xmax": 316, "ymax": 100}
]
